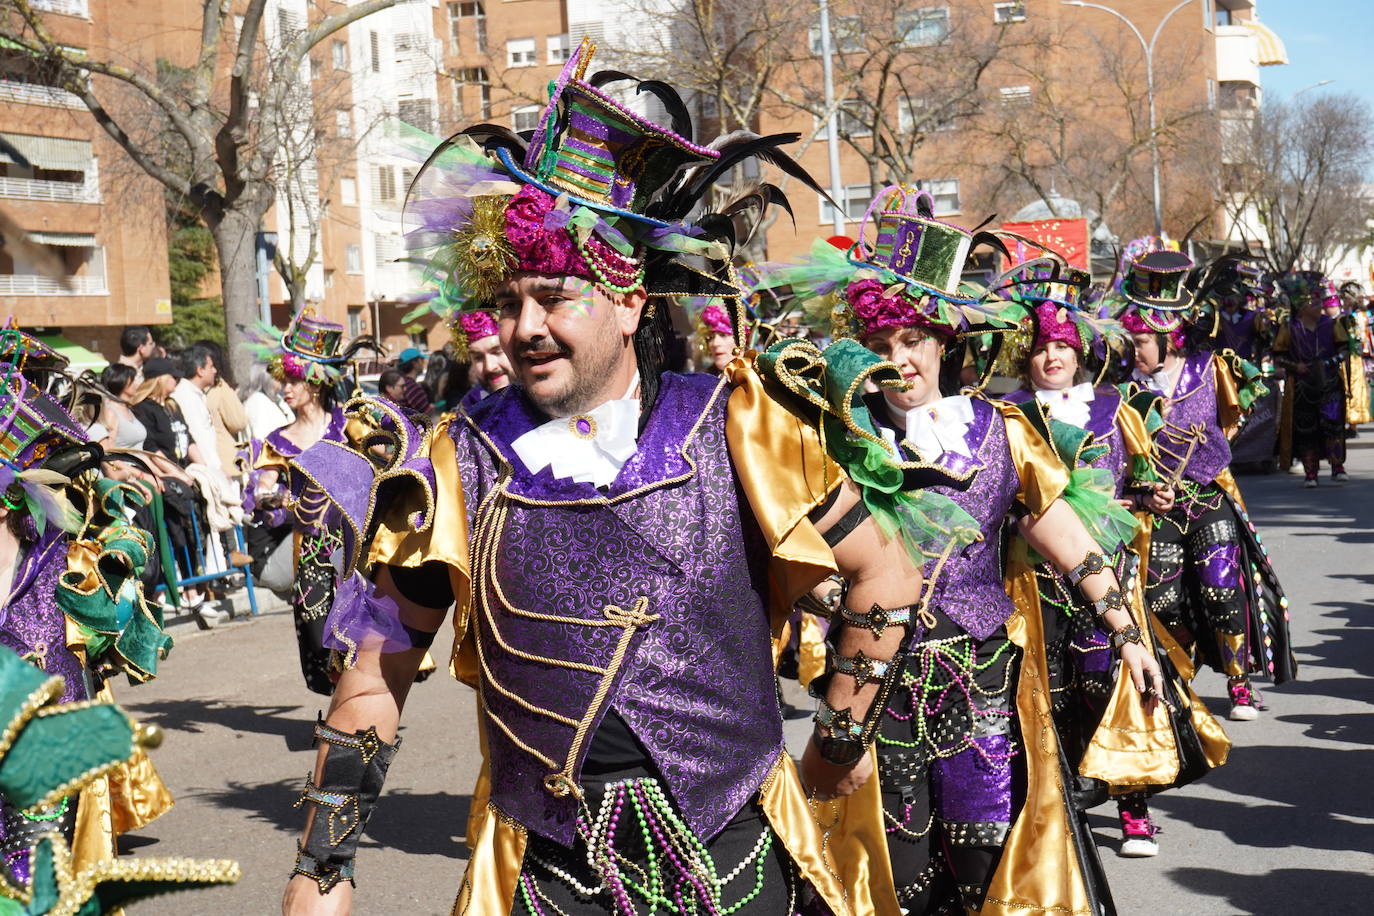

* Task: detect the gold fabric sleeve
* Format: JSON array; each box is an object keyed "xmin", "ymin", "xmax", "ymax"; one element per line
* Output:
[
  {"xmin": 450, "ymin": 805, "xmax": 528, "ymax": 916},
  {"xmin": 363, "ymin": 416, "xmax": 477, "ymax": 684},
  {"xmin": 1213, "ymin": 354, "xmax": 1245, "ymax": 438},
  {"xmin": 1116, "ymin": 397, "xmax": 1155, "ymax": 466},
  {"xmin": 1347, "ymin": 354, "xmax": 1371, "ymax": 423},
  {"xmin": 996, "ymin": 402, "xmax": 1071, "ymax": 516},
  {"xmin": 723, "ymin": 353, "xmax": 841, "ymax": 629},
  {"xmin": 759, "ymin": 752, "xmax": 891, "ymax": 916},
  {"xmin": 798, "ymin": 611, "xmax": 828, "ymax": 688},
  {"xmin": 252, "ymin": 438, "xmax": 290, "ymax": 474},
  {"xmin": 1270, "ymin": 324, "xmax": 1292, "ymax": 354},
  {"xmin": 985, "ymin": 572, "xmax": 1094, "ymax": 916}
]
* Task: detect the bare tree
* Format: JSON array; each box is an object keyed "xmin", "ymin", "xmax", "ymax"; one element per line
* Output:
[
  {"xmin": 1222, "ymin": 93, "xmax": 1374, "ymax": 274},
  {"xmin": 0, "ymin": 0, "xmax": 398, "ymax": 382},
  {"xmin": 965, "ymin": 23, "xmax": 1219, "ymax": 243}
]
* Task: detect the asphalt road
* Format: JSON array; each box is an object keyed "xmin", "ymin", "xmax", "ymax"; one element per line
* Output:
[{"xmin": 116, "ymin": 439, "xmax": 1374, "ymax": 915}]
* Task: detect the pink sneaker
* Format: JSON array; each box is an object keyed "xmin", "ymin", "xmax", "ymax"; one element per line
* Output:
[
  {"xmin": 1118, "ymin": 804, "xmax": 1159, "ymax": 858},
  {"xmin": 1228, "ymin": 680, "xmax": 1263, "ymax": 721}
]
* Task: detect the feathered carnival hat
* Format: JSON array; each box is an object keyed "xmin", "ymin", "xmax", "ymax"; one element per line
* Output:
[
  {"xmin": 761, "ymin": 185, "xmax": 1012, "ymax": 342},
  {"xmin": 397, "ymin": 39, "xmax": 821, "ymax": 335},
  {"xmin": 1109, "ymin": 236, "xmax": 1195, "ymax": 348},
  {"xmin": 400, "ymin": 280, "xmax": 500, "ymax": 361},
  {"xmin": 0, "ymin": 330, "xmax": 91, "ymax": 534},
  {"xmin": 244, "ymin": 308, "xmax": 347, "ymax": 386},
  {"xmin": 1277, "ymin": 270, "xmax": 1337, "ymax": 311},
  {"xmin": 990, "ymin": 257, "xmax": 1127, "ymax": 380}
]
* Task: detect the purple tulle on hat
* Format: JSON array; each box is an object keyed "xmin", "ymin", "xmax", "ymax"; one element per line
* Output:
[
  {"xmin": 848, "ymin": 279, "xmax": 942, "ymax": 339},
  {"xmin": 700, "ymin": 303, "xmax": 732, "ymax": 336},
  {"xmin": 459, "ymin": 310, "xmax": 500, "ymax": 342}
]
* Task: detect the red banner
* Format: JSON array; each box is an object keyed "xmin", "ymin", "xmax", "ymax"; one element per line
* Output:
[{"xmin": 1000, "ymin": 218, "xmax": 1090, "ymax": 269}]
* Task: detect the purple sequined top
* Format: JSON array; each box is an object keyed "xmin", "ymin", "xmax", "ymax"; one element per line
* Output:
[
  {"xmin": 873, "ymin": 396, "xmax": 1023, "ymax": 641},
  {"xmin": 452, "ymin": 373, "xmax": 784, "ymax": 845},
  {"xmin": 1002, "ymin": 386, "xmax": 1129, "ymax": 494},
  {"xmin": 1, "ymin": 529, "xmax": 88, "ymax": 704},
  {"xmin": 1154, "ymin": 353, "xmax": 1231, "ymax": 486}
]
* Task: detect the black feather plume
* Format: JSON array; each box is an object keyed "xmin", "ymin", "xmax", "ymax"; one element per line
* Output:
[{"xmin": 635, "ymin": 80, "xmax": 693, "ymax": 140}]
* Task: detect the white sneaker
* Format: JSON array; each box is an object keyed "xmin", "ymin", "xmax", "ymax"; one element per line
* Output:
[
  {"xmin": 1228, "ymin": 681, "xmax": 1263, "ymax": 721},
  {"xmin": 1119, "ymin": 835, "xmax": 1160, "ymax": 858}
]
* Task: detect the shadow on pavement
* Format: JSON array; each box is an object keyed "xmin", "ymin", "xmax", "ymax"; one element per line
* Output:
[
  {"xmin": 1275, "ymin": 711, "xmax": 1374, "ymax": 746},
  {"xmin": 1166, "ymin": 866, "xmax": 1374, "ymax": 914},
  {"xmin": 129, "ymin": 699, "xmax": 317, "ymax": 751},
  {"xmin": 175, "ymin": 776, "xmax": 473, "ymax": 858}
]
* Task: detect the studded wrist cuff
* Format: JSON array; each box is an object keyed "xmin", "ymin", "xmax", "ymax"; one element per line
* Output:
[
  {"xmin": 1088, "ymin": 585, "xmax": 1127, "ymax": 618},
  {"xmin": 839, "ymin": 602, "xmax": 914, "ymax": 637},
  {"xmin": 1066, "ymin": 551, "xmax": 1108, "ymax": 587},
  {"xmin": 829, "ymin": 650, "xmax": 893, "ymax": 689}
]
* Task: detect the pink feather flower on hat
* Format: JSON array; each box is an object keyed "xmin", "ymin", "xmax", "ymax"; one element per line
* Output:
[
  {"xmin": 700, "ymin": 303, "xmax": 732, "ymax": 336},
  {"xmin": 847, "ymin": 279, "xmax": 941, "ymax": 338},
  {"xmin": 1033, "ymin": 301, "xmax": 1083, "ymax": 352}
]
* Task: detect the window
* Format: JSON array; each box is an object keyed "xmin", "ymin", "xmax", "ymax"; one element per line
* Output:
[
  {"xmin": 1207, "ymin": 77, "xmax": 1217, "ymax": 109},
  {"xmin": 400, "ymin": 167, "xmax": 417, "ymax": 191},
  {"xmin": 276, "ymin": 8, "xmax": 301, "ymax": 41},
  {"xmin": 375, "ymin": 164, "xmax": 397, "ymax": 202},
  {"xmin": 335, "ymin": 109, "xmax": 353, "ymax": 139},
  {"xmin": 1203, "ymin": 0, "xmax": 1215, "ymax": 31},
  {"xmin": 926, "ymin": 178, "xmax": 959, "ymax": 215},
  {"xmin": 808, "ymin": 17, "xmax": 863, "ymax": 54},
  {"xmin": 369, "ymin": 31, "xmax": 381, "ymax": 72},
  {"xmin": 999, "ymin": 85, "xmax": 1032, "ymax": 104},
  {"xmin": 1216, "ymin": 7, "xmax": 1233, "ymax": 27},
  {"xmin": 310, "ymin": 57, "xmax": 321, "ymax": 80},
  {"xmin": 448, "ymin": 2, "xmax": 487, "ymax": 53},
  {"xmin": 457, "ymin": 67, "xmax": 491, "ymax": 119},
  {"xmin": 346, "ymin": 243, "xmax": 362, "ymax": 274},
  {"xmin": 340, "ymin": 176, "xmax": 357, "ymax": 206},
  {"xmin": 819, "ymin": 184, "xmax": 875, "ymax": 225},
  {"xmin": 507, "ymin": 38, "xmax": 537, "ymax": 67},
  {"xmin": 397, "ymin": 98, "xmax": 434, "ymax": 132},
  {"xmin": 512, "ymin": 104, "xmax": 541, "ymax": 133},
  {"xmin": 548, "ymin": 34, "xmax": 571, "ymax": 64},
  {"xmin": 347, "ymin": 305, "xmax": 364, "ymax": 337},
  {"xmin": 899, "ymin": 8, "xmax": 950, "ymax": 47},
  {"xmin": 898, "ymin": 97, "xmax": 955, "ymax": 133},
  {"xmin": 993, "ymin": 2, "xmax": 1025, "ymax": 24},
  {"xmin": 325, "ymin": 269, "xmax": 335, "ymax": 290},
  {"xmin": 815, "ymin": 100, "xmax": 871, "ymax": 140},
  {"xmin": 332, "ymin": 39, "xmax": 349, "ymax": 70}
]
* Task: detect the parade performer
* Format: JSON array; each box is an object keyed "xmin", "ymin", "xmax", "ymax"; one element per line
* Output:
[
  {"xmin": 404, "ymin": 282, "xmax": 513, "ymax": 411},
  {"xmin": 694, "ymin": 301, "xmax": 737, "ymax": 372},
  {"xmin": 1114, "ymin": 239, "xmax": 1297, "ymax": 726},
  {"xmin": 245, "ymin": 310, "xmax": 353, "ymax": 695},
  {"xmin": 0, "ymin": 332, "xmax": 179, "ymax": 887},
  {"xmin": 761, "ymin": 188, "xmax": 1167, "ymax": 915},
  {"xmin": 1272, "ymin": 272, "xmax": 1352, "ymax": 485},
  {"xmin": 280, "ymin": 42, "xmax": 951, "ymax": 915},
  {"xmin": 995, "ymin": 263, "xmax": 1230, "ymax": 859}
]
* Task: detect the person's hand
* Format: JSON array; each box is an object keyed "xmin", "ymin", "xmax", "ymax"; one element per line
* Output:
[
  {"xmin": 1144, "ymin": 484, "xmax": 1175, "ymax": 514},
  {"xmin": 282, "ymin": 873, "xmax": 352, "ymax": 915},
  {"xmin": 1119, "ymin": 641, "xmax": 1163, "ymax": 717},
  {"xmin": 799, "ymin": 737, "xmax": 873, "ymax": 800}
]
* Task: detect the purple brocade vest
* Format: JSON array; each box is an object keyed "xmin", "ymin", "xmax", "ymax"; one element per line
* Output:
[
  {"xmin": 0, "ymin": 530, "xmax": 88, "ymax": 704},
  {"xmin": 1156, "ymin": 353, "xmax": 1230, "ymax": 486},
  {"xmin": 888, "ymin": 397, "xmax": 1021, "ymax": 642},
  {"xmin": 1003, "ymin": 386, "xmax": 1128, "ymax": 494},
  {"xmin": 453, "ymin": 373, "xmax": 783, "ymax": 845},
  {"xmin": 1217, "ymin": 310, "xmax": 1259, "ymax": 360}
]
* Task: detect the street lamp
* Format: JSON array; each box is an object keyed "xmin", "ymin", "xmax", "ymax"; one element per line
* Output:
[
  {"xmin": 818, "ymin": 0, "xmax": 846, "ymax": 235},
  {"xmin": 1062, "ymin": 0, "xmax": 1197, "ymax": 237},
  {"xmin": 1292, "ymin": 79, "xmax": 1334, "ymax": 100}
]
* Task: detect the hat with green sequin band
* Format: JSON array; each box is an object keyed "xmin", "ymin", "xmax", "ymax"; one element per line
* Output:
[
  {"xmin": 400, "ymin": 38, "xmax": 826, "ymax": 311},
  {"xmin": 0, "ymin": 361, "xmax": 90, "ymax": 533},
  {"xmin": 1114, "ymin": 235, "xmax": 1196, "ymax": 328}
]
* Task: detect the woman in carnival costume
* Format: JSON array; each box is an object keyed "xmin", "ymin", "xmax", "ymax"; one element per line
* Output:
[
  {"xmin": 244, "ymin": 310, "xmax": 355, "ymax": 695},
  {"xmin": 0, "ymin": 330, "xmax": 179, "ymax": 890},
  {"xmin": 994, "ymin": 261, "xmax": 1231, "ymax": 859},
  {"xmin": 279, "ymin": 40, "xmax": 966, "ymax": 915},
  {"xmin": 761, "ymin": 186, "xmax": 1166, "ymax": 915},
  {"xmin": 1111, "ymin": 238, "xmax": 1297, "ymax": 726},
  {"xmin": 1272, "ymin": 271, "xmax": 1354, "ymax": 485}
]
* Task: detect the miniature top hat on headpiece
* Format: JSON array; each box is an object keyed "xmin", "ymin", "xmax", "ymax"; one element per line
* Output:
[
  {"xmin": 244, "ymin": 308, "xmax": 348, "ymax": 386},
  {"xmin": 997, "ymin": 258, "xmax": 1097, "ymax": 353},
  {"xmin": 1109, "ymin": 236, "xmax": 1196, "ymax": 335},
  {"xmin": 759, "ymin": 186, "xmax": 1013, "ymax": 342},
  {"xmin": 399, "ymin": 38, "xmax": 824, "ymax": 319}
]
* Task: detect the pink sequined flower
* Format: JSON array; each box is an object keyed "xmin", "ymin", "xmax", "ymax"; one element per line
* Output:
[
  {"xmin": 279, "ymin": 352, "xmax": 308, "ymax": 381},
  {"xmin": 501, "ymin": 186, "xmax": 641, "ymax": 288},
  {"xmin": 1121, "ymin": 308, "xmax": 1184, "ymax": 349},
  {"xmin": 700, "ymin": 303, "xmax": 732, "ymax": 336},
  {"xmin": 459, "ymin": 311, "xmax": 500, "ymax": 342},
  {"xmin": 848, "ymin": 279, "xmax": 940, "ymax": 338}
]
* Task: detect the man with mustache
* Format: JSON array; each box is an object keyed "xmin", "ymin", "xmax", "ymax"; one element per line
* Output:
[{"xmin": 282, "ymin": 44, "xmax": 936, "ymax": 915}]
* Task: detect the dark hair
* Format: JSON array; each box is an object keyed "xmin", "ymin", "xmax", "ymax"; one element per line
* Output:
[
  {"xmin": 399, "ymin": 356, "xmax": 424, "ymax": 375},
  {"xmin": 193, "ymin": 339, "xmax": 232, "ymax": 386},
  {"xmin": 119, "ymin": 326, "xmax": 152, "ymax": 357},
  {"xmin": 177, "ymin": 344, "xmax": 213, "ymax": 381},
  {"xmin": 633, "ymin": 300, "xmax": 673, "ymax": 418},
  {"xmin": 378, "ymin": 368, "xmax": 404, "ymax": 396},
  {"xmin": 100, "ymin": 363, "xmax": 137, "ymax": 398}
]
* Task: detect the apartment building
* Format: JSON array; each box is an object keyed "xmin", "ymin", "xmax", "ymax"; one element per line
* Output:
[{"xmin": 0, "ymin": 0, "xmax": 171, "ymax": 361}]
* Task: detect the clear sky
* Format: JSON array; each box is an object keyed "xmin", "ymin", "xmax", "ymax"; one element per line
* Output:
[{"xmin": 1256, "ymin": 1, "xmax": 1373, "ymax": 110}]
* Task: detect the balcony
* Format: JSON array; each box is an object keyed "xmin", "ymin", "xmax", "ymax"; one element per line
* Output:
[
  {"xmin": 32, "ymin": 0, "xmax": 89, "ymax": 17},
  {"xmin": 0, "ymin": 78, "xmax": 83, "ymax": 109},
  {"xmin": 0, "ymin": 274, "xmax": 107, "ymax": 295},
  {"xmin": 0, "ymin": 170, "xmax": 98, "ymax": 203},
  {"xmin": 1216, "ymin": 24, "xmax": 1260, "ymax": 87}
]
